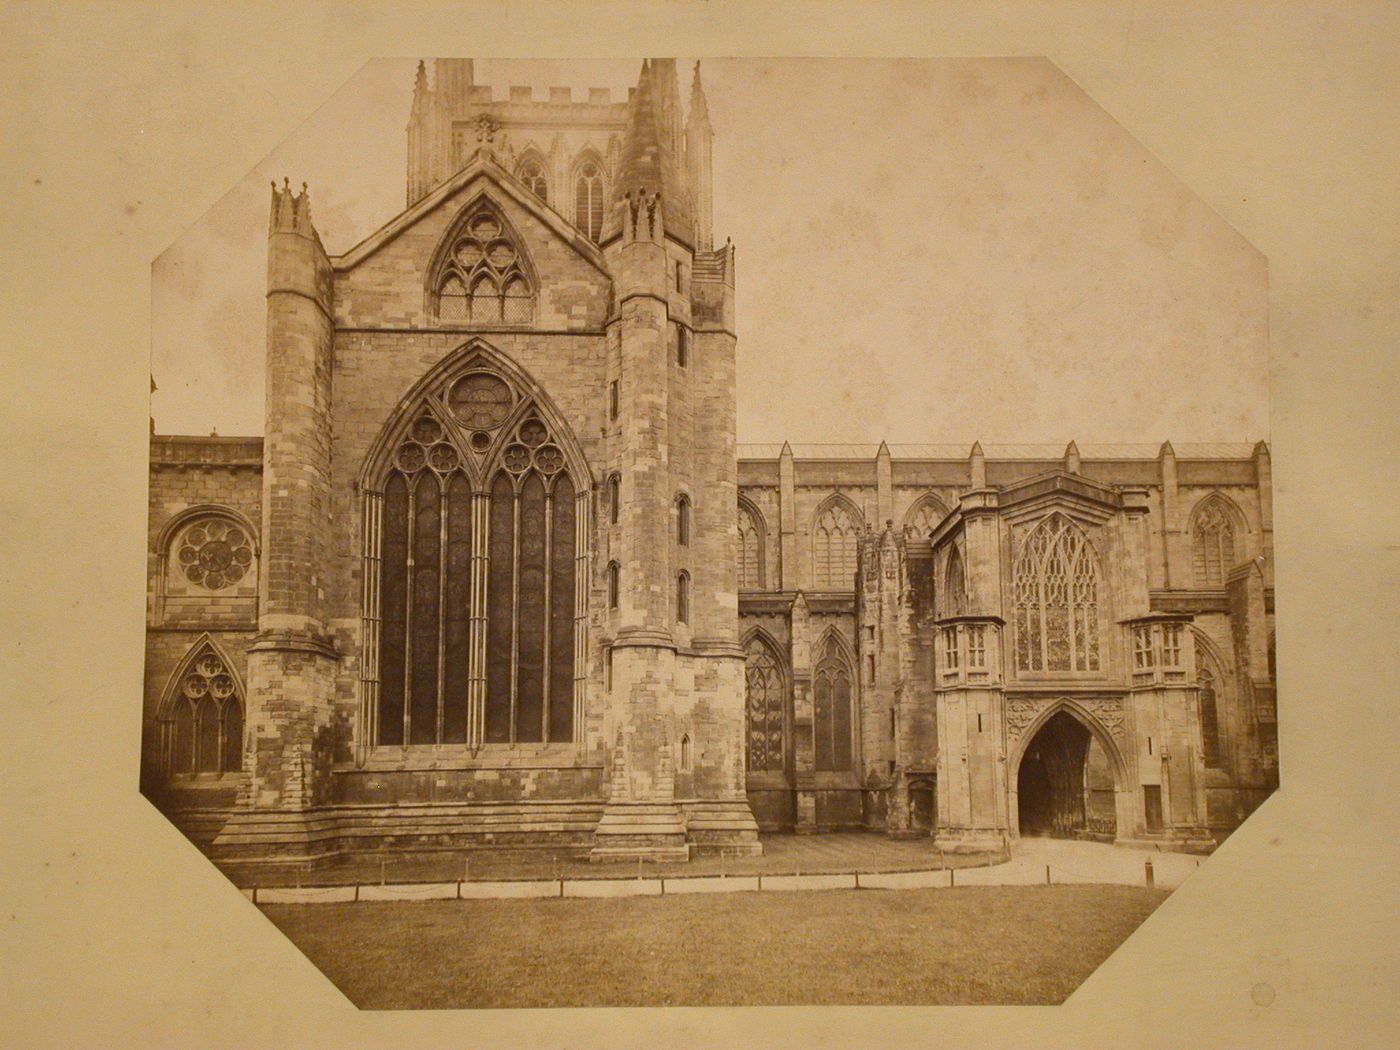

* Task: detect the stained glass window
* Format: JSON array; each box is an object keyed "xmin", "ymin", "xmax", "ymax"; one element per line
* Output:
[
  {"xmin": 161, "ymin": 644, "xmax": 244, "ymax": 776},
  {"xmin": 744, "ymin": 636, "xmax": 785, "ymax": 773},
  {"xmin": 1013, "ymin": 514, "xmax": 1101, "ymax": 673},
  {"xmin": 814, "ymin": 635, "xmax": 853, "ymax": 772},
  {"xmin": 373, "ymin": 383, "xmax": 581, "ymax": 748},
  {"xmin": 1192, "ymin": 496, "xmax": 1239, "ymax": 587},
  {"xmin": 813, "ymin": 500, "xmax": 860, "ymax": 590}
]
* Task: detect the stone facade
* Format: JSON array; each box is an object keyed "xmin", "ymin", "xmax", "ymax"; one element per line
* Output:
[{"xmin": 142, "ymin": 58, "xmax": 1276, "ymax": 865}]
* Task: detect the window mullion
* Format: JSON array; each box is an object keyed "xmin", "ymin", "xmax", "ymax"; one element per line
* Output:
[
  {"xmin": 436, "ymin": 475, "xmax": 448, "ymax": 745},
  {"xmin": 402, "ymin": 478, "xmax": 416, "ymax": 747},
  {"xmin": 509, "ymin": 485, "xmax": 521, "ymax": 744},
  {"xmin": 542, "ymin": 484, "xmax": 553, "ymax": 743}
]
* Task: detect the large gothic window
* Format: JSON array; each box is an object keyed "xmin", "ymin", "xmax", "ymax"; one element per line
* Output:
[
  {"xmin": 813, "ymin": 635, "xmax": 854, "ymax": 772},
  {"xmin": 1013, "ymin": 514, "xmax": 1101, "ymax": 673},
  {"xmin": 812, "ymin": 499, "xmax": 861, "ymax": 590},
  {"xmin": 574, "ymin": 161, "xmax": 604, "ymax": 241},
  {"xmin": 1192, "ymin": 495, "xmax": 1240, "ymax": 587},
  {"xmin": 744, "ymin": 635, "xmax": 786, "ymax": 773},
  {"xmin": 364, "ymin": 362, "xmax": 585, "ymax": 752},
  {"xmin": 738, "ymin": 501, "xmax": 765, "ymax": 589},
  {"xmin": 434, "ymin": 206, "xmax": 535, "ymax": 325},
  {"xmin": 159, "ymin": 642, "xmax": 244, "ymax": 776}
]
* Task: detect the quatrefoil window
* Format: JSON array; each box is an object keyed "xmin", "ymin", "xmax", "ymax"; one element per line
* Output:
[
  {"xmin": 435, "ymin": 206, "xmax": 535, "ymax": 324},
  {"xmin": 177, "ymin": 519, "xmax": 253, "ymax": 590}
]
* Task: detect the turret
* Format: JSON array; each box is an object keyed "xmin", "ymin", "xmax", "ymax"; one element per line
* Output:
[{"xmin": 969, "ymin": 441, "xmax": 986, "ymax": 489}]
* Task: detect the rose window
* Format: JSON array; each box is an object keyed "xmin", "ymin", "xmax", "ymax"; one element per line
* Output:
[
  {"xmin": 177, "ymin": 519, "xmax": 253, "ymax": 590},
  {"xmin": 448, "ymin": 373, "xmax": 513, "ymax": 429},
  {"xmin": 435, "ymin": 206, "xmax": 534, "ymax": 324}
]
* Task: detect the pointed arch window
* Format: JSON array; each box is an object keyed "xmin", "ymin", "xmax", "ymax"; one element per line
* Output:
[
  {"xmin": 159, "ymin": 643, "xmax": 244, "ymax": 776},
  {"xmin": 434, "ymin": 206, "xmax": 535, "ymax": 325},
  {"xmin": 738, "ymin": 501, "xmax": 765, "ymax": 589},
  {"xmin": 676, "ymin": 493, "xmax": 691, "ymax": 547},
  {"xmin": 607, "ymin": 560, "xmax": 620, "ymax": 609},
  {"xmin": 945, "ymin": 546, "xmax": 966, "ymax": 617},
  {"xmin": 607, "ymin": 473, "xmax": 621, "ymax": 525},
  {"xmin": 363, "ymin": 364, "xmax": 585, "ymax": 752},
  {"xmin": 1199, "ymin": 665, "xmax": 1222, "ymax": 768},
  {"xmin": 904, "ymin": 496, "xmax": 948, "ymax": 540},
  {"xmin": 813, "ymin": 500, "xmax": 861, "ymax": 590},
  {"xmin": 1192, "ymin": 496, "xmax": 1240, "ymax": 587},
  {"xmin": 813, "ymin": 635, "xmax": 854, "ymax": 772},
  {"xmin": 574, "ymin": 161, "xmax": 604, "ymax": 241},
  {"xmin": 744, "ymin": 636, "xmax": 786, "ymax": 773},
  {"xmin": 1013, "ymin": 514, "xmax": 1101, "ymax": 673},
  {"xmin": 518, "ymin": 157, "xmax": 548, "ymax": 202},
  {"xmin": 676, "ymin": 571, "xmax": 690, "ymax": 625}
]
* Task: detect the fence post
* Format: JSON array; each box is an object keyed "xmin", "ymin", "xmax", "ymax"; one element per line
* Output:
[
  {"xmin": 1046, "ymin": 864, "xmax": 1051, "ymax": 885},
  {"xmin": 1145, "ymin": 858, "xmax": 1155, "ymax": 888}
]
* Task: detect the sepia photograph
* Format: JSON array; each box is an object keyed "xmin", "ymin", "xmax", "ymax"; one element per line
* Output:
[
  {"xmin": 5, "ymin": 4, "xmax": 1397, "ymax": 1046},
  {"xmin": 143, "ymin": 56, "xmax": 1275, "ymax": 1008}
]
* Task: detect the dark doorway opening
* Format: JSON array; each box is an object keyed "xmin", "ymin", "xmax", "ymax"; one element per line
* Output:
[{"xmin": 1017, "ymin": 711, "xmax": 1115, "ymax": 839}]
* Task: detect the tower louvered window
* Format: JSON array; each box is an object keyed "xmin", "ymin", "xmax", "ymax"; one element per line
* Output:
[
  {"xmin": 435, "ymin": 208, "xmax": 534, "ymax": 324},
  {"xmin": 364, "ymin": 366, "xmax": 585, "ymax": 751},
  {"xmin": 575, "ymin": 162, "xmax": 604, "ymax": 241},
  {"xmin": 518, "ymin": 158, "xmax": 548, "ymax": 202},
  {"xmin": 1192, "ymin": 497, "xmax": 1239, "ymax": 587},
  {"xmin": 745, "ymin": 637, "xmax": 785, "ymax": 773},
  {"xmin": 813, "ymin": 501, "xmax": 860, "ymax": 590},
  {"xmin": 1013, "ymin": 514, "xmax": 1101, "ymax": 673},
  {"xmin": 813, "ymin": 635, "xmax": 853, "ymax": 772}
]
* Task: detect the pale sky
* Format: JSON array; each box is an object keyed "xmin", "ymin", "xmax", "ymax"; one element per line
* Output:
[{"xmin": 151, "ymin": 58, "xmax": 1269, "ymax": 445}]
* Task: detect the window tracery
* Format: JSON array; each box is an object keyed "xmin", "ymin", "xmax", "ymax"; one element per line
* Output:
[
  {"xmin": 160, "ymin": 643, "xmax": 244, "ymax": 776},
  {"xmin": 1192, "ymin": 495, "xmax": 1240, "ymax": 587},
  {"xmin": 434, "ymin": 207, "xmax": 534, "ymax": 324},
  {"xmin": 574, "ymin": 161, "xmax": 604, "ymax": 241},
  {"xmin": 738, "ymin": 502, "xmax": 765, "ymax": 589},
  {"xmin": 1013, "ymin": 514, "xmax": 1101, "ymax": 673},
  {"xmin": 364, "ymin": 361, "xmax": 584, "ymax": 751},
  {"xmin": 744, "ymin": 635, "xmax": 785, "ymax": 774},
  {"xmin": 812, "ymin": 499, "xmax": 861, "ymax": 590},
  {"xmin": 517, "ymin": 157, "xmax": 548, "ymax": 202},
  {"xmin": 904, "ymin": 496, "xmax": 947, "ymax": 539},
  {"xmin": 174, "ymin": 517, "xmax": 254, "ymax": 591},
  {"xmin": 813, "ymin": 635, "xmax": 853, "ymax": 772}
]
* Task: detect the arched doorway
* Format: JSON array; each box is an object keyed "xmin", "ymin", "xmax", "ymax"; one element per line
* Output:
[{"xmin": 1016, "ymin": 710, "xmax": 1116, "ymax": 839}]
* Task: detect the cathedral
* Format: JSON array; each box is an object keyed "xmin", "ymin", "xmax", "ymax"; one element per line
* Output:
[{"xmin": 142, "ymin": 58, "xmax": 1277, "ymax": 865}]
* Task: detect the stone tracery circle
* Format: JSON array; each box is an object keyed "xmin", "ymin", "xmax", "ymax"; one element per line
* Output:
[{"xmin": 178, "ymin": 518, "xmax": 252, "ymax": 590}]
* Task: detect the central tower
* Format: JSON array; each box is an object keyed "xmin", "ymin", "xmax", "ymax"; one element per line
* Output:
[{"xmin": 591, "ymin": 61, "xmax": 760, "ymax": 859}]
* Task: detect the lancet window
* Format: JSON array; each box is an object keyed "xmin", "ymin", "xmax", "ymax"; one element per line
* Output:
[
  {"xmin": 362, "ymin": 363, "xmax": 586, "ymax": 753},
  {"xmin": 434, "ymin": 207, "xmax": 535, "ymax": 324},
  {"xmin": 1013, "ymin": 514, "xmax": 1101, "ymax": 673},
  {"xmin": 813, "ymin": 635, "xmax": 854, "ymax": 772}
]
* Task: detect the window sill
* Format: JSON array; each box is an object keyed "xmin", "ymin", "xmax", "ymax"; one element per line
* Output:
[{"xmin": 354, "ymin": 743, "xmax": 593, "ymax": 772}]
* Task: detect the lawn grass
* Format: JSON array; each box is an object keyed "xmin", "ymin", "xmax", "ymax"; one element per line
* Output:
[{"xmin": 260, "ymin": 883, "xmax": 1169, "ymax": 1008}]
